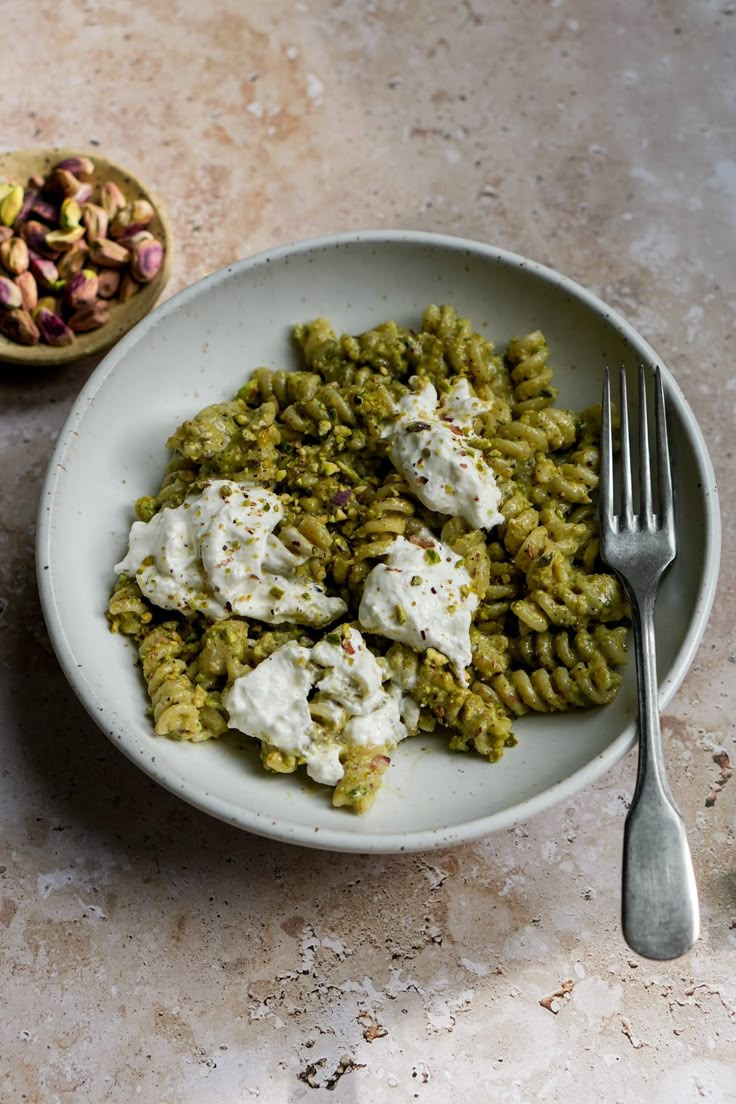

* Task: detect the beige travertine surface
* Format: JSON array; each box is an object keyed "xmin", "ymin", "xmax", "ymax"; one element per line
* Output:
[{"xmin": 1, "ymin": 2, "xmax": 735, "ymax": 1101}]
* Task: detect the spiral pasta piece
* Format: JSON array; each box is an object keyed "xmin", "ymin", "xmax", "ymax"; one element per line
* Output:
[
  {"xmin": 412, "ymin": 652, "xmax": 514, "ymax": 760},
  {"xmin": 279, "ymin": 382, "xmax": 358, "ymax": 438},
  {"xmin": 107, "ymin": 576, "xmax": 152, "ymax": 637},
  {"xmin": 567, "ymin": 504, "xmax": 601, "ymax": 572},
  {"xmin": 506, "ymin": 331, "xmax": 557, "ymax": 414},
  {"xmin": 156, "ymin": 400, "xmax": 283, "ymax": 504},
  {"xmin": 533, "ymin": 455, "xmax": 598, "ymax": 505},
  {"xmin": 239, "ymin": 367, "xmax": 322, "ymax": 409},
  {"xmin": 332, "ymin": 747, "xmax": 393, "ymax": 813},
  {"xmin": 512, "ymin": 572, "xmax": 628, "ymax": 631},
  {"xmin": 277, "ymin": 513, "xmax": 334, "ymax": 584},
  {"xmin": 421, "ymin": 303, "xmax": 510, "ymax": 400},
  {"xmin": 475, "ymin": 543, "xmax": 524, "ymax": 628},
  {"xmin": 470, "ymin": 627, "xmax": 510, "ymax": 678},
  {"xmin": 488, "ymin": 657, "xmax": 623, "ymax": 714},
  {"xmin": 195, "ymin": 618, "xmax": 252, "ymax": 685},
  {"xmin": 512, "ymin": 625, "xmax": 628, "ymax": 671},
  {"xmin": 139, "ymin": 623, "xmax": 222, "ymax": 741},
  {"xmin": 490, "ymin": 407, "xmax": 578, "ymax": 463},
  {"xmin": 441, "ymin": 518, "xmax": 492, "ymax": 598},
  {"xmin": 333, "ymin": 479, "xmax": 420, "ymax": 591},
  {"xmin": 537, "ymin": 505, "xmax": 590, "ymax": 558}
]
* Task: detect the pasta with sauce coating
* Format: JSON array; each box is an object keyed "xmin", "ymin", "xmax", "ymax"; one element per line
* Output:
[{"xmin": 107, "ymin": 305, "xmax": 629, "ymax": 812}]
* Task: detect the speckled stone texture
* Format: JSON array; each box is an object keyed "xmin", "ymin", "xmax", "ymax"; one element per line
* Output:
[{"xmin": 1, "ymin": 2, "xmax": 735, "ymax": 1101}]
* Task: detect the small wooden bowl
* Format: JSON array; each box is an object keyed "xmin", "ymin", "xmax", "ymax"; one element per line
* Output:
[{"xmin": 0, "ymin": 147, "xmax": 172, "ymax": 366}]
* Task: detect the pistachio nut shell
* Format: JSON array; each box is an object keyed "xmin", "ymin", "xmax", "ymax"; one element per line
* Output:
[
  {"xmin": 29, "ymin": 173, "xmax": 46, "ymax": 189},
  {"xmin": 81, "ymin": 203, "xmax": 108, "ymax": 242},
  {"xmin": 67, "ymin": 299, "xmax": 111, "ymax": 333},
  {"xmin": 20, "ymin": 219, "xmax": 60, "ymax": 257},
  {"xmin": 95, "ymin": 269, "xmax": 121, "ymax": 299},
  {"xmin": 118, "ymin": 271, "xmax": 140, "ymax": 302},
  {"xmin": 55, "ymin": 241, "xmax": 89, "ymax": 281},
  {"xmin": 29, "ymin": 256, "xmax": 60, "ymax": 290},
  {"xmin": 15, "ymin": 270, "xmax": 38, "ymax": 313},
  {"xmin": 44, "ymin": 168, "xmax": 81, "ymax": 199},
  {"xmin": 88, "ymin": 237, "xmax": 130, "ymax": 268},
  {"xmin": 0, "ymin": 274, "xmax": 23, "ymax": 310},
  {"xmin": 0, "ymin": 185, "xmax": 24, "ymax": 227},
  {"xmin": 0, "ymin": 236, "xmax": 29, "ymax": 276},
  {"xmin": 45, "ymin": 226, "xmax": 86, "ymax": 252},
  {"xmin": 52, "ymin": 156, "xmax": 95, "ymax": 182},
  {"xmin": 0, "ymin": 307, "xmax": 40, "ymax": 345},
  {"xmin": 36, "ymin": 306, "xmax": 75, "ymax": 346},
  {"xmin": 0, "ymin": 226, "xmax": 13, "ymax": 244},
  {"xmin": 130, "ymin": 238, "xmax": 163, "ymax": 283},
  {"xmin": 17, "ymin": 187, "xmax": 38, "ymax": 224},
  {"xmin": 30, "ymin": 198, "xmax": 59, "ymax": 225},
  {"xmin": 100, "ymin": 181, "xmax": 126, "ymax": 220},
  {"xmin": 34, "ymin": 296, "xmax": 62, "ymax": 317},
  {"xmin": 110, "ymin": 199, "xmax": 155, "ymax": 238},
  {"xmin": 59, "ymin": 197, "xmax": 82, "ymax": 230},
  {"xmin": 115, "ymin": 228, "xmax": 154, "ymax": 248},
  {"xmin": 64, "ymin": 268, "xmax": 99, "ymax": 309}
]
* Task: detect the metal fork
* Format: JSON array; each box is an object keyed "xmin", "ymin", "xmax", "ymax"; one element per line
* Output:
[{"xmin": 600, "ymin": 366, "xmax": 699, "ymax": 960}]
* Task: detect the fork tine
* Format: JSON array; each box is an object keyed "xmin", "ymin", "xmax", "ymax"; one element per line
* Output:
[
  {"xmin": 601, "ymin": 368, "xmax": 614, "ymax": 525},
  {"xmin": 655, "ymin": 366, "xmax": 674, "ymax": 532},
  {"xmin": 639, "ymin": 366, "xmax": 653, "ymax": 526},
  {"xmin": 619, "ymin": 367, "xmax": 634, "ymax": 528}
]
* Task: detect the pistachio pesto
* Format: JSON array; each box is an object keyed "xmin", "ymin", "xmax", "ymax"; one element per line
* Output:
[{"xmin": 108, "ymin": 305, "xmax": 629, "ymax": 813}]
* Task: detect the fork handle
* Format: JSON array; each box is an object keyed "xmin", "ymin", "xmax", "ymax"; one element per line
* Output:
[{"xmin": 622, "ymin": 591, "xmax": 700, "ymax": 960}]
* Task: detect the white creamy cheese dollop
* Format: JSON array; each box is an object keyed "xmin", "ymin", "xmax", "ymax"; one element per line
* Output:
[
  {"xmin": 223, "ymin": 640, "xmax": 314, "ymax": 752},
  {"xmin": 115, "ymin": 480, "xmax": 346, "ymax": 627},
  {"xmin": 311, "ymin": 631, "xmax": 386, "ymax": 716},
  {"xmin": 439, "ymin": 377, "xmax": 495, "ymax": 430},
  {"xmin": 357, "ymin": 534, "xmax": 479, "ymax": 683},
  {"xmin": 222, "ymin": 626, "xmax": 415, "ymax": 786},
  {"xmin": 382, "ymin": 380, "xmax": 504, "ymax": 531}
]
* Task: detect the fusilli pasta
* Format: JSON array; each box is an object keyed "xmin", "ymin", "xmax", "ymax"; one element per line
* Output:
[{"xmin": 108, "ymin": 305, "xmax": 630, "ymax": 812}]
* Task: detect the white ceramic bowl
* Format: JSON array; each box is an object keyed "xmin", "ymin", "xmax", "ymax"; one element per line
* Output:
[{"xmin": 37, "ymin": 232, "xmax": 721, "ymax": 853}]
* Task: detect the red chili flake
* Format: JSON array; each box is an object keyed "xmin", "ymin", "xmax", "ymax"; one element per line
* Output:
[
  {"xmin": 420, "ymin": 629, "xmax": 427, "ymax": 640},
  {"xmin": 342, "ymin": 639, "xmax": 356, "ymax": 655},
  {"xmin": 371, "ymin": 754, "xmax": 391, "ymax": 768},
  {"xmin": 449, "ymin": 424, "xmax": 463, "ymax": 436},
  {"xmin": 416, "ymin": 475, "xmax": 429, "ymax": 485}
]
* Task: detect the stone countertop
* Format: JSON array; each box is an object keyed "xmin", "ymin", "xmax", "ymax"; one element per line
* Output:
[{"xmin": 1, "ymin": 2, "xmax": 734, "ymax": 1101}]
